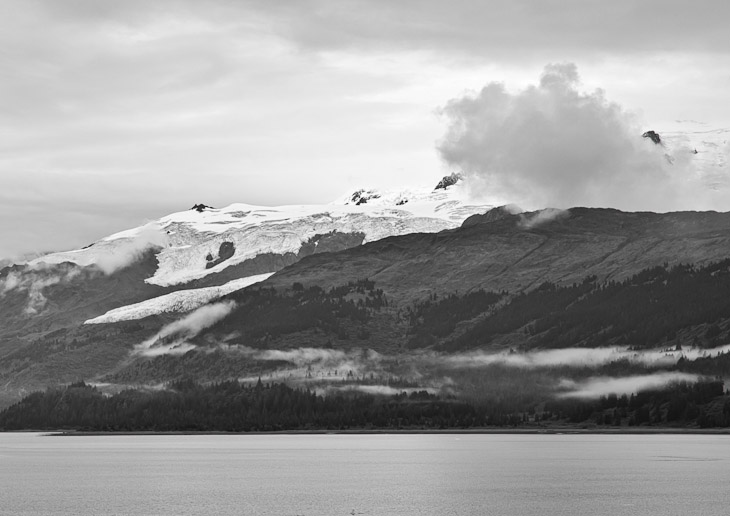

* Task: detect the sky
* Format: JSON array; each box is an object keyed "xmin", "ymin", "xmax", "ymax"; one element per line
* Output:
[{"xmin": 2, "ymin": 0, "xmax": 730, "ymax": 260}]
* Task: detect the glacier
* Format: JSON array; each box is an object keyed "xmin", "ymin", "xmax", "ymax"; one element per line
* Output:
[
  {"xmin": 32, "ymin": 179, "xmax": 495, "ymax": 287},
  {"xmin": 85, "ymin": 273, "xmax": 274, "ymax": 324}
]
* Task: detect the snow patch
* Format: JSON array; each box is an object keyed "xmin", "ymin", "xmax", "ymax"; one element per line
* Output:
[{"xmin": 85, "ymin": 273, "xmax": 273, "ymax": 324}]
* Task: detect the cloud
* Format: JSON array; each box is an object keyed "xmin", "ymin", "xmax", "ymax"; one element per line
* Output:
[
  {"xmin": 2, "ymin": 1, "xmax": 730, "ymax": 262},
  {"xmin": 136, "ymin": 300, "xmax": 236, "ymax": 356},
  {"xmin": 331, "ymin": 384, "xmax": 437, "ymax": 396},
  {"xmin": 0, "ymin": 263, "xmax": 83, "ymax": 314},
  {"xmin": 437, "ymin": 63, "xmax": 727, "ymax": 212},
  {"xmin": 23, "ymin": 222, "xmax": 168, "ymax": 274},
  {"xmin": 258, "ymin": 348, "xmax": 348, "ymax": 366},
  {"xmin": 442, "ymin": 346, "xmax": 685, "ymax": 369},
  {"xmin": 518, "ymin": 208, "xmax": 569, "ymax": 229},
  {"xmin": 94, "ymin": 224, "xmax": 168, "ymax": 274},
  {"xmin": 557, "ymin": 372, "xmax": 701, "ymax": 399},
  {"xmin": 0, "ymin": 223, "xmax": 165, "ymax": 314},
  {"xmin": 199, "ymin": 1, "xmax": 730, "ymax": 59},
  {"xmin": 154, "ymin": 301, "xmax": 236, "ymax": 340}
]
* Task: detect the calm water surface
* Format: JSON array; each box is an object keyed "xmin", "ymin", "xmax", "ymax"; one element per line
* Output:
[{"xmin": 1, "ymin": 432, "xmax": 728, "ymax": 516}]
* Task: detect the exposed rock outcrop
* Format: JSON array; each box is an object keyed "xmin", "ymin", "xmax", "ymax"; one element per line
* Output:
[
  {"xmin": 349, "ymin": 189, "xmax": 382, "ymax": 205},
  {"xmin": 297, "ymin": 231, "xmax": 366, "ymax": 258},
  {"xmin": 205, "ymin": 241, "xmax": 235, "ymax": 269},
  {"xmin": 462, "ymin": 206, "xmax": 520, "ymax": 227},
  {"xmin": 435, "ymin": 172, "xmax": 463, "ymax": 190},
  {"xmin": 642, "ymin": 131, "xmax": 662, "ymax": 145}
]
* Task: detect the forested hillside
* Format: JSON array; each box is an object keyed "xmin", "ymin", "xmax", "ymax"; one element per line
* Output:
[{"xmin": 198, "ymin": 259, "xmax": 730, "ymax": 353}]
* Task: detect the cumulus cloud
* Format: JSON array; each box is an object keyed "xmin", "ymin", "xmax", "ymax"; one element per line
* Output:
[
  {"xmin": 438, "ymin": 63, "xmax": 721, "ymax": 212},
  {"xmin": 557, "ymin": 372, "xmax": 701, "ymax": 399}
]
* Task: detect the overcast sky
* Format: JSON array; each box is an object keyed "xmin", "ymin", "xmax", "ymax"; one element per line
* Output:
[{"xmin": 2, "ymin": 0, "xmax": 729, "ymax": 259}]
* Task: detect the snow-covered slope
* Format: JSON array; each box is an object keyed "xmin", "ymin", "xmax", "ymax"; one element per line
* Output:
[
  {"xmin": 32, "ymin": 177, "xmax": 494, "ymax": 287},
  {"xmin": 84, "ymin": 273, "xmax": 274, "ymax": 324},
  {"xmin": 25, "ymin": 124, "xmax": 728, "ymax": 292},
  {"xmin": 658, "ymin": 122, "xmax": 729, "ymax": 191}
]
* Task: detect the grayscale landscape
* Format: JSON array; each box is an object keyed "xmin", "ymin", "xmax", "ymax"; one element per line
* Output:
[{"xmin": 1, "ymin": 1, "xmax": 729, "ymax": 515}]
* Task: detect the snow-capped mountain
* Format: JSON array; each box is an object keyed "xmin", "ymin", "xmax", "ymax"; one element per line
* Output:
[
  {"xmin": 656, "ymin": 122, "xmax": 729, "ymax": 190},
  {"xmin": 2, "ymin": 145, "xmax": 730, "ymax": 411},
  {"xmin": 3, "ymin": 175, "xmax": 490, "ymax": 328},
  {"xmin": 30, "ymin": 175, "xmax": 490, "ymax": 288}
]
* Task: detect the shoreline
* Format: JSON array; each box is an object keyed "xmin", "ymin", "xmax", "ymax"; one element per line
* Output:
[{"xmin": 36, "ymin": 427, "xmax": 730, "ymax": 436}]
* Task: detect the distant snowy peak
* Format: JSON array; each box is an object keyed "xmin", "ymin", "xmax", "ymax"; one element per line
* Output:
[
  {"xmin": 146, "ymin": 177, "xmax": 491, "ymax": 286},
  {"xmin": 334, "ymin": 173, "xmax": 467, "ymax": 211},
  {"xmin": 657, "ymin": 124, "xmax": 729, "ymax": 190},
  {"xmin": 31, "ymin": 175, "xmax": 494, "ymax": 287}
]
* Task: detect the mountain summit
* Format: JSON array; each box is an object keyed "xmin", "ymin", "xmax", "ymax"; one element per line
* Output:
[{"xmin": 28, "ymin": 175, "xmax": 492, "ymax": 288}]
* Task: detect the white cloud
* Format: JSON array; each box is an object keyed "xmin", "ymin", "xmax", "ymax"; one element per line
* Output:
[
  {"xmin": 0, "ymin": 263, "xmax": 83, "ymax": 314},
  {"xmin": 94, "ymin": 224, "xmax": 168, "ymax": 274},
  {"xmin": 438, "ymin": 63, "xmax": 728, "ymax": 212},
  {"xmin": 136, "ymin": 300, "xmax": 236, "ymax": 356},
  {"xmin": 2, "ymin": 1, "xmax": 730, "ymax": 259},
  {"xmin": 557, "ymin": 372, "xmax": 701, "ymax": 399}
]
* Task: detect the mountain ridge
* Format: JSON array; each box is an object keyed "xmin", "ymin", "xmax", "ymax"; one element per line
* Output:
[
  {"xmin": 260, "ymin": 206, "xmax": 730, "ymax": 302},
  {"xmin": 1, "ymin": 135, "xmax": 730, "ymax": 412}
]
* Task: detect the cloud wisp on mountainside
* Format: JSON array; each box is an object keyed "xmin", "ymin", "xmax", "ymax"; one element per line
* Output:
[
  {"xmin": 0, "ymin": 264, "xmax": 83, "ymax": 315},
  {"xmin": 136, "ymin": 301, "xmax": 237, "ymax": 357},
  {"xmin": 92, "ymin": 224, "xmax": 169, "ymax": 275},
  {"xmin": 438, "ymin": 63, "xmax": 725, "ymax": 213},
  {"xmin": 557, "ymin": 373, "xmax": 702, "ymax": 399},
  {"xmin": 0, "ymin": 223, "xmax": 169, "ymax": 315}
]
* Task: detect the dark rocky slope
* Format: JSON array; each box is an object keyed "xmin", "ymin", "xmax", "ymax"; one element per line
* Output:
[{"xmin": 262, "ymin": 208, "xmax": 730, "ymax": 302}]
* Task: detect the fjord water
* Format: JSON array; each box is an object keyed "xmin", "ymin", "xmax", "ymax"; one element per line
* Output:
[{"xmin": 1, "ymin": 433, "xmax": 728, "ymax": 516}]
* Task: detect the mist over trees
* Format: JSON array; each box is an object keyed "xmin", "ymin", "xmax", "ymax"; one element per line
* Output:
[
  {"xmin": 1, "ymin": 378, "xmax": 728, "ymax": 432},
  {"xmin": 5, "ymin": 259, "xmax": 730, "ymax": 431}
]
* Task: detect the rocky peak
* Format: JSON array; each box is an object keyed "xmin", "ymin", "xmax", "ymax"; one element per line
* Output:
[
  {"xmin": 461, "ymin": 205, "xmax": 520, "ymax": 227},
  {"xmin": 434, "ymin": 172, "xmax": 463, "ymax": 190},
  {"xmin": 348, "ymin": 189, "xmax": 381, "ymax": 206},
  {"xmin": 642, "ymin": 130, "xmax": 662, "ymax": 145},
  {"xmin": 191, "ymin": 203, "xmax": 213, "ymax": 213}
]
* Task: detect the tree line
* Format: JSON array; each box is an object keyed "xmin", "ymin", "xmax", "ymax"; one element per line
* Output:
[{"xmin": 2, "ymin": 378, "xmax": 728, "ymax": 431}]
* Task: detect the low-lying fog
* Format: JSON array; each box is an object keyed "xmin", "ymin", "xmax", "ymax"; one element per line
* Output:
[{"xmin": 136, "ymin": 331, "xmax": 726, "ymax": 400}]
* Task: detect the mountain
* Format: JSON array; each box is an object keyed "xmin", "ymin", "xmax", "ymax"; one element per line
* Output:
[
  {"xmin": 3, "ymin": 175, "xmax": 488, "ymax": 326},
  {"xmin": 30, "ymin": 177, "xmax": 487, "ymax": 287},
  {"xmin": 1, "ymin": 127, "xmax": 730, "ymax": 416},
  {"xmin": 4, "ymin": 204, "xmax": 730, "ymax": 410},
  {"xmin": 263, "ymin": 207, "xmax": 730, "ymax": 301},
  {"xmin": 0, "ymin": 175, "xmax": 494, "ymax": 406},
  {"xmin": 658, "ymin": 122, "xmax": 729, "ymax": 190}
]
